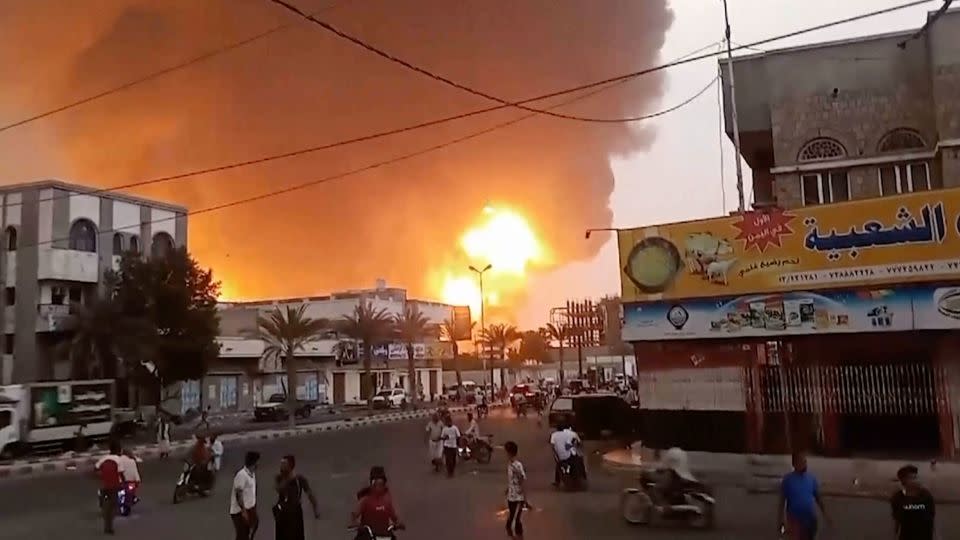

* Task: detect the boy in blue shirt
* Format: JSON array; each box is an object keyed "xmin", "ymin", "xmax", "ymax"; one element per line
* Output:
[{"xmin": 778, "ymin": 451, "xmax": 828, "ymax": 540}]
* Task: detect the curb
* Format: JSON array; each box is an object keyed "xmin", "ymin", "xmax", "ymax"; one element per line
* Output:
[{"xmin": 0, "ymin": 406, "xmax": 471, "ymax": 479}]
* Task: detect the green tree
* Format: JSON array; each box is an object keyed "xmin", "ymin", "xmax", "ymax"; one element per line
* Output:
[
  {"xmin": 60, "ymin": 297, "xmax": 156, "ymax": 381},
  {"xmin": 518, "ymin": 330, "xmax": 549, "ymax": 365},
  {"xmin": 108, "ymin": 248, "xmax": 220, "ymax": 409},
  {"xmin": 255, "ymin": 305, "xmax": 329, "ymax": 428},
  {"xmin": 546, "ymin": 323, "xmax": 570, "ymax": 384},
  {"xmin": 339, "ymin": 301, "xmax": 393, "ymax": 402},
  {"xmin": 440, "ymin": 317, "xmax": 474, "ymax": 390},
  {"xmin": 480, "ymin": 323, "xmax": 521, "ymax": 389},
  {"xmin": 393, "ymin": 306, "xmax": 430, "ymax": 402}
]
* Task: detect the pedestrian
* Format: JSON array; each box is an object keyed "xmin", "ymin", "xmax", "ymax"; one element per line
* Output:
[
  {"xmin": 504, "ymin": 441, "xmax": 527, "ymax": 540},
  {"xmin": 94, "ymin": 440, "xmax": 123, "ymax": 535},
  {"xmin": 198, "ymin": 405, "xmax": 211, "ymax": 432},
  {"xmin": 424, "ymin": 412, "xmax": 444, "ymax": 473},
  {"xmin": 211, "ymin": 433, "xmax": 224, "ymax": 472},
  {"xmin": 440, "ymin": 414, "xmax": 461, "ymax": 478},
  {"xmin": 777, "ymin": 451, "xmax": 828, "ymax": 540},
  {"xmin": 273, "ymin": 455, "xmax": 320, "ymax": 540},
  {"xmin": 156, "ymin": 416, "xmax": 171, "ymax": 459},
  {"xmin": 891, "ymin": 464, "xmax": 936, "ymax": 540},
  {"xmin": 231, "ymin": 450, "xmax": 261, "ymax": 540}
]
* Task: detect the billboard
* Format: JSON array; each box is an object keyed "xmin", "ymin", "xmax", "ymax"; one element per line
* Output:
[
  {"xmin": 452, "ymin": 305, "xmax": 473, "ymax": 341},
  {"xmin": 618, "ymin": 188, "xmax": 960, "ymax": 302},
  {"xmin": 622, "ymin": 283, "xmax": 960, "ymax": 341}
]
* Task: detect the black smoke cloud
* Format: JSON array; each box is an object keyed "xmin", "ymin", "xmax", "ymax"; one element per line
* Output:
[{"xmin": 0, "ymin": 0, "xmax": 673, "ymax": 305}]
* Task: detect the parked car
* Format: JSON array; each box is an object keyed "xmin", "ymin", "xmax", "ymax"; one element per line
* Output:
[
  {"xmin": 370, "ymin": 388, "xmax": 408, "ymax": 409},
  {"xmin": 254, "ymin": 394, "xmax": 314, "ymax": 421},
  {"xmin": 548, "ymin": 393, "xmax": 640, "ymax": 441}
]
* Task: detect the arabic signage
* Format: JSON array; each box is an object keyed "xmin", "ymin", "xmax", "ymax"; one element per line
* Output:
[
  {"xmin": 622, "ymin": 284, "xmax": 960, "ymax": 341},
  {"xmin": 618, "ymin": 188, "xmax": 960, "ymax": 302},
  {"xmin": 371, "ymin": 342, "xmax": 453, "ymax": 360}
]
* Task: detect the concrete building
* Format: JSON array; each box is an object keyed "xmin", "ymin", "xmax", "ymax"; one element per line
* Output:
[
  {"xmin": 0, "ymin": 180, "xmax": 187, "ymax": 384},
  {"xmin": 621, "ymin": 9, "xmax": 960, "ymax": 459}
]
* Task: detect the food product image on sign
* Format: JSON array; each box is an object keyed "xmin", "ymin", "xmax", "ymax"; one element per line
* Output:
[{"xmin": 623, "ymin": 237, "xmax": 682, "ymax": 293}]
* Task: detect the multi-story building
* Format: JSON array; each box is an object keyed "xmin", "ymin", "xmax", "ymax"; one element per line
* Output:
[
  {"xmin": 619, "ymin": 9, "xmax": 960, "ymax": 458},
  {"xmin": 192, "ymin": 281, "xmax": 456, "ymax": 414},
  {"xmin": 0, "ymin": 180, "xmax": 187, "ymax": 384}
]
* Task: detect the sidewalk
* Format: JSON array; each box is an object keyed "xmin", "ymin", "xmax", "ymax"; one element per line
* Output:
[
  {"xmin": 0, "ymin": 405, "xmax": 475, "ymax": 479},
  {"xmin": 603, "ymin": 445, "xmax": 960, "ymax": 503}
]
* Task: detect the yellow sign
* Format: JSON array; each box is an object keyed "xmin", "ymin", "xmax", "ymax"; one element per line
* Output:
[{"xmin": 619, "ymin": 188, "xmax": 960, "ymax": 302}]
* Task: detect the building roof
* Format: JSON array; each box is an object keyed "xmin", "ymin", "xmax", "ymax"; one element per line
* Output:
[{"xmin": 0, "ymin": 179, "xmax": 188, "ymax": 213}]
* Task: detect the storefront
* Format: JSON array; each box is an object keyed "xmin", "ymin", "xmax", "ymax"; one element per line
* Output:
[{"xmin": 619, "ymin": 188, "xmax": 960, "ymax": 458}]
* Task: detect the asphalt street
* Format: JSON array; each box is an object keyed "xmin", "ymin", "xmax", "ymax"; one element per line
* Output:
[{"xmin": 1, "ymin": 408, "xmax": 957, "ymax": 540}]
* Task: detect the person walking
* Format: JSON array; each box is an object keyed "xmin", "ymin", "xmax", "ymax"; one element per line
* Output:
[
  {"xmin": 273, "ymin": 455, "xmax": 320, "ymax": 540},
  {"xmin": 777, "ymin": 451, "xmax": 828, "ymax": 540},
  {"xmin": 891, "ymin": 464, "xmax": 936, "ymax": 540},
  {"xmin": 156, "ymin": 416, "xmax": 171, "ymax": 459},
  {"xmin": 440, "ymin": 414, "xmax": 461, "ymax": 478},
  {"xmin": 94, "ymin": 441, "xmax": 123, "ymax": 535},
  {"xmin": 231, "ymin": 451, "xmax": 261, "ymax": 540},
  {"xmin": 424, "ymin": 412, "xmax": 444, "ymax": 473},
  {"xmin": 211, "ymin": 433, "xmax": 224, "ymax": 473},
  {"xmin": 504, "ymin": 441, "xmax": 527, "ymax": 540}
]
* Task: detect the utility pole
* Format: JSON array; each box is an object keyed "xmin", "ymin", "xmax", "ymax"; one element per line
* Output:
[
  {"xmin": 722, "ymin": 0, "xmax": 746, "ymax": 213},
  {"xmin": 469, "ymin": 264, "xmax": 493, "ymax": 391}
]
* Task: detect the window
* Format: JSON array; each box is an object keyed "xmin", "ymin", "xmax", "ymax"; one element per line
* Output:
[
  {"xmin": 878, "ymin": 162, "xmax": 931, "ymax": 195},
  {"xmin": 68, "ymin": 219, "xmax": 97, "ymax": 252},
  {"xmin": 798, "ymin": 138, "xmax": 846, "ymax": 162},
  {"xmin": 151, "ymin": 232, "xmax": 174, "ymax": 258},
  {"xmin": 4, "ymin": 226, "xmax": 16, "ymax": 252},
  {"xmin": 4, "ymin": 287, "xmax": 14, "ymax": 306},
  {"xmin": 0, "ymin": 410, "xmax": 10, "ymax": 430},
  {"xmin": 3, "ymin": 335, "xmax": 11, "ymax": 355},
  {"xmin": 51, "ymin": 286, "xmax": 65, "ymax": 305},
  {"xmin": 801, "ymin": 171, "xmax": 850, "ymax": 206},
  {"xmin": 129, "ymin": 235, "xmax": 140, "ymax": 254},
  {"xmin": 68, "ymin": 286, "xmax": 82, "ymax": 303},
  {"xmin": 112, "ymin": 233, "xmax": 123, "ymax": 253},
  {"xmin": 878, "ymin": 129, "xmax": 925, "ymax": 153}
]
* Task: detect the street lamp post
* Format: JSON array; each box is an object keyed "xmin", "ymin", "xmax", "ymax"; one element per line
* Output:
[{"xmin": 469, "ymin": 263, "xmax": 493, "ymax": 391}]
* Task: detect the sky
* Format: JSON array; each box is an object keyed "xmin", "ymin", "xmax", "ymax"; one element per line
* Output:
[
  {"xmin": 515, "ymin": 0, "xmax": 942, "ymax": 327},
  {"xmin": 0, "ymin": 0, "xmax": 943, "ymax": 330}
]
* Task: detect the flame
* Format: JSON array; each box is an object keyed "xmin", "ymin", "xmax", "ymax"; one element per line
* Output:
[{"xmin": 439, "ymin": 206, "xmax": 546, "ymax": 321}]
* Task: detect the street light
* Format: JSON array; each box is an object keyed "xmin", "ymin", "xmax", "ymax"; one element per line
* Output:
[{"xmin": 469, "ymin": 263, "xmax": 493, "ymax": 389}]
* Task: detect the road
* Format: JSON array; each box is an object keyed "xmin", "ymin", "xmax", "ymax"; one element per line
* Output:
[{"xmin": 1, "ymin": 408, "xmax": 957, "ymax": 540}]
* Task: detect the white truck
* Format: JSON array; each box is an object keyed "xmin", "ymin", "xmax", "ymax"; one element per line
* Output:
[{"xmin": 0, "ymin": 379, "xmax": 115, "ymax": 459}]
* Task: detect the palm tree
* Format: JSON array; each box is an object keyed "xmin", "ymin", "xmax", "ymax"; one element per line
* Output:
[
  {"xmin": 60, "ymin": 298, "xmax": 155, "ymax": 380},
  {"xmin": 255, "ymin": 305, "xmax": 328, "ymax": 428},
  {"xmin": 339, "ymin": 301, "xmax": 393, "ymax": 403},
  {"xmin": 440, "ymin": 317, "xmax": 475, "ymax": 390},
  {"xmin": 480, "ymin": 323, "xmax": 521, "ymax": 390},
  {"xmin": 546, "ymin": 323, "xmax": 570, "ymax": 384},
  {"xmin": 393, "ymin": 306, "xmax": 430, "ymax": 403}
]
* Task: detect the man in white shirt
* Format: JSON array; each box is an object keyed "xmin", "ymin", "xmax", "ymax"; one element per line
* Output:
[
  {"xmin": 230, "ymin": 451, "xmax": 260, "ymax": 540},
  {"xmin": 425, "ymin": 412, "xmax": 444, "ymax": 472},
  {"xmin": 549, "ymin": 424, "xmax": 582, "ymax": 486},
  {"xmin": 439, "ymin": 414, "xmax": 462, "ymax": 478},
  {"xmin": 464, "ymin": 412, "xmax": 480, "ymax": 442},
  {"xmin": 210, "ymin": 434, "xmax": 224, "ymax": 472}
]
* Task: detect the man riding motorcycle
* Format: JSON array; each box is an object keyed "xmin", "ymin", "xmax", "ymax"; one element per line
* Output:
[
  {"xmin": 657, "ymin": 447, "xmax": 700, "ymax": 507},
  {"xmin": 549, "ymin": 422, "xmax": 585, "ymax": 486},
  {"xmin": 353, "ymin": 466, "xmax": 403, "ymax": 539},
  {"xmin": 187, "ymin": 434, "xmax": 213, "ymax": 489}
]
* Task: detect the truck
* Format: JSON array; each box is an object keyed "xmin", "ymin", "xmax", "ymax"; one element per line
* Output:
[
  {"xmin": 0, "ymin": 379, "xmax": 115, "ymax": 459},
  {"xmin": 253, "ymin": 393, "xmax": 314, "ymax": 422}
]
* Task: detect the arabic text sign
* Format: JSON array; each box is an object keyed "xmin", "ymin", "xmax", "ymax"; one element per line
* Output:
[{"xmin": 618, "ymin": 188, "xmax": 960, "ymax": 301}]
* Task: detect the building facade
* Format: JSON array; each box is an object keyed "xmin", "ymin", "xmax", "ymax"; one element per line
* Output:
[
  {"xmin": 0, "ymin": 180, "xmax": 187, "ymax": 384},
  {"xmin": 621, "ymin": 10, "xmax": 960, "ymax": 458}
]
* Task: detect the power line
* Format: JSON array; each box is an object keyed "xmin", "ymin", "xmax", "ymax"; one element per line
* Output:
[
  {"xmin": 0, "ymin": 0, "xmax": 353, "ymax": 135},
  {"xmin": 2, "ymin": 0, "xmax": 930, "ymax": 210}
]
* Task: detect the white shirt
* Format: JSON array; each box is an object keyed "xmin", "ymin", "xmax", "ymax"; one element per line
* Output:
[
  {"xmin": 95, "ymin": 454, "xmax": 120, "ymax": 469},
  {"xmin": 465, "ymin": 419, "xmax": 480, "ymax": 438},
  {"xmin": 425, "ymin": 421, "xmax": 443, "ymax": 441},
  {"xmin": 550, "ymin": 429, "xmax": 581, "ymax": 461},
  {"xmin": 230, "ymin": 467, "xmax": 256, "ymax": 514},
  {"xmin": 506, "ymin": 460, "xmax": 526, "ymax": 502},
  {"xmin": 118, "ymin": 455, "xmax": 141, "ymax": 483},
  {"xmin": 440, "ymin": 425, "xmax": 461, "ymax": 448},
  {"xmin": 212, "ymin": 440, "xmax": 224, "ymax": 458}
]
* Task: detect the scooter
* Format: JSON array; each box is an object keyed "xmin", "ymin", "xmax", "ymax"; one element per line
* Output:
[
  {"xmin": 457, "ymin": 436, "xmax": 493, "ymax": 464},
  {"xmin": 557, "ymin": 455, "xmax": 587, "ymax": 491},
  {"xmin": 172, "ymin": 461, "xmax": 213, "ymax": 503},
  {"xmin": 97, "ymin": 481, "xmax": 139, "ymax": 516},
  {"xmin": 620, "ymin": 469, "xmax": 715, "ymax": 529}
]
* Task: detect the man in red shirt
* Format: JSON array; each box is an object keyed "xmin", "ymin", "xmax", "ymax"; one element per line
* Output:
[
  {"xmin": 95, "ymin": 441, "xmax": 124, "ymax": 534},
  {"xmin": 352, "ymin": 466, "xmax": 402, "ymax": 539}
]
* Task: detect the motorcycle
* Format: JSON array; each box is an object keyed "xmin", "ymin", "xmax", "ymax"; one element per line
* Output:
[
  {"xmin": 351, "ymin": 523, "xmax": 403, "ymax": 540},
  {"xmin": 172, "ymin": 462, "xmax": 214, "ymax": 503},
  {"xmin": 557, "ymin": 455, "xmax": 587, "ymax": 491},
  {"xmin": 98, "ymin": 481, "xmax": 139, "ymax": 517},
  {"xmin": 620, "ymin": 469, "xmax": 715, "ymax": 529},
  {"xmin": 457, "ymin": 436, "xmax": 493, "ymax": 464}
]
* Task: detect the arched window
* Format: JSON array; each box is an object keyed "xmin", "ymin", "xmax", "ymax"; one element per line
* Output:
[
  {"xmin": 129, "ymin": 235, "xmax": 140, "ymax": 254},
  {"xmin": 112, "ymin": 233, "xmax": 123, "ymax": 254},
  {"xmin": 5, "ymin": 226, "xmax": 17, "ymax": 252},
  {"xmin": 797, "ymin": 138, "xmax": 847, "ymax": 162},
  {"xmin": 878, "ymin": 129, "xmax": 925, "ymax": 153},
  {"xmin": 151, "ymin": 232, "xmax": 174, "ymax": 258},
  {"xmin": 68, "ymin": 219, "xmax": 97, "ymax": 252}
]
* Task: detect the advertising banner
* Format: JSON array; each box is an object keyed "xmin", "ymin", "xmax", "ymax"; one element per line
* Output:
[
  {"xmin": 618, "ymin": 188, "xmax": 960, "ymax": 302},
  {"xmin": 623, "ymin": 283, "xmax": 960, "ymax": 341},
  {"xmin": 452, "ymin": 306, "xmax": 473, "ymax": 341}
]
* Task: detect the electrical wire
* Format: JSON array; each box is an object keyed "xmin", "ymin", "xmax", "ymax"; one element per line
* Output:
[{"xmin": 1, "ymin": 0, "xmax": 931, "ymax": 211}]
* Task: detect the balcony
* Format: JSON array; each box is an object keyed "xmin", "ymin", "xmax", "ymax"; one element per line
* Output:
[{"xmin": 37, "ymin": 248, "xmax": 99, "ymax": 283}]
